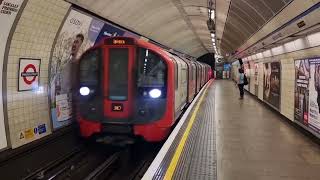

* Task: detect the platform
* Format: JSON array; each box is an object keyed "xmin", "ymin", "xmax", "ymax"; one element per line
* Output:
[
  {"xmin": 143, "ymin": 80, "xmax": 216, "ymax": 180},
  {"xmin": 143, "ymin": 80, "xmax": 320, "ymax": 180}
]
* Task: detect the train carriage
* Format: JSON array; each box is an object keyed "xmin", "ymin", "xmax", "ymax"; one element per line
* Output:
[{"xmin": 77, "ymin": 37, "xmax": 211, "ymax": 142}]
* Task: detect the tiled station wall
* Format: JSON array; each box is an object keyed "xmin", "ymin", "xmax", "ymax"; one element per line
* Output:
[
  {"xmin": 232, "ymin": 32, "xmax": 320, "ymax": 132},
  {"xmin": 3, "ymin": 0, "xmax": 143, "ymax": 149},
  {"xmin": 6, "ymin": 0, "xmax": 71, "ymax": 148}
]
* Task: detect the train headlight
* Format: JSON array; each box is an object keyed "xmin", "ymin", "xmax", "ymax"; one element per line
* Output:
[
  {"xmin": 80, "ymin": 87, "xmax": 90, "ymax": 96},
  {"xmin": 149, "ymin": 89, "xmax": 161, "ymax": 98}
]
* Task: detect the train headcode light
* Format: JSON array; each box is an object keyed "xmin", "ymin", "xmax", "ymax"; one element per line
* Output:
[{"xmin": 113, "ymin": 39, "xmax": 126, "ymax": 45}]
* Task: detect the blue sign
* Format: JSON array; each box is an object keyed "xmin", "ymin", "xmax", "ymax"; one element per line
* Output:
[
  {"xmin": 224, "ymin": 64, "xmax": 231, "ymax": 71},
  {"xmin": 38, "ymin": 124, "xmax": 46, "ymax": 134},
  {"xmin": 94, "ymin": 23, "xmax": 125, "ymax": 44}
]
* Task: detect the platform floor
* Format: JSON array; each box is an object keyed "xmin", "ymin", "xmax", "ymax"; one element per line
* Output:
[
  {"xmin": 216, "ymin": 80, "xmax": 320, "ymax": 180},
  {"xmin": 144, "ymin": 80, "xmax": 320, "ymax": 180}
]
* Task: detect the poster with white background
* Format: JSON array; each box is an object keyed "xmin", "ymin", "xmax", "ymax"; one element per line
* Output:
[
  {"xmin": 308, "ymin": 58, "xmax": 320, "ymax": 132},
  {"xmin": 0, "ymin": 0, "xmax": 25, "ymax": 149},
  {"xmin": 50, "ymin": 9, "xmax": 96, "ymax": 129}
]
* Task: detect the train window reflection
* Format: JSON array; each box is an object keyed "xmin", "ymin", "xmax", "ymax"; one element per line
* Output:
[
  {"xmin": 109, "ymin": 48, "xmax": 129, "ymax": 101},
  {"xmin": 79, "ymin": 49, "xmax": 100, "ymax": 86},
  {"xmin": 137, "ymin": 48, "xmax": 166, "ymax": 87}
]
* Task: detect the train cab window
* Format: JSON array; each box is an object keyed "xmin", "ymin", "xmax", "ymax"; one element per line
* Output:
[
  {"xmin": 79, "ymin": 48, "xmax": 101, "ymax": 86},
  {"xmin": 137, "ymin": 48, "xmax": 166, "ymax": 88}
]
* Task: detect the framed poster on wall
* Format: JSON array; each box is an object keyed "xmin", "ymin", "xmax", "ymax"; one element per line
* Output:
[
  {"xmin": 254, "ymin": 63, "xmax": 259, "ymax": 96},
  {"xmin": 263, "ymin": 61, "xmax": 281, "ymax": 110},
  {"xmin": 294, "ymin": 57, "xmax": 320, "ymax": 134},
  {"xmin": 18, "ymin": 58, "xmax": 40, "ymax": 91},
  {"xmin": 244, "ymin": 62, "xmax": 251, "ymax": 91}
]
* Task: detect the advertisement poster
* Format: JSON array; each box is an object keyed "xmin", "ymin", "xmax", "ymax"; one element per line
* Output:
[
  {"xmin": 263, "ymin": 61, "xmax": 281, "ymax": 109},
  {"xmin": 50, "ymin": 9, "xmax": 96, "ymax": 129},
  {"xmin": 0, "ymin": 0, "xmax": 25, "ymax": 149},
  {"xmin": 254, "ymin": 63, "xmax": 259, "ymax": 96},
  {"xmin": 223, "ymin": 64, "xmax": 230, "ymax": 79},
  {"xmin": 294, "ymin": 57, "xmax": 320, "ymax": 133},
  {"xmin": 243, "ymin": 62, "xmax": 250, "ymax": 91},
  {"xmin": 50, "ymin": 9, "xmax": 140, "ymax": 129}
]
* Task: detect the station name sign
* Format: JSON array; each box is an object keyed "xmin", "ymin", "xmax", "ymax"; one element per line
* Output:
[{"xmin": 18, "ymin": 58, "xmax": 41, "ymax": 91}]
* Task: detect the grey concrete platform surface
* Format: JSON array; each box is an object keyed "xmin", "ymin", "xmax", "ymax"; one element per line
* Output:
[
  {"xmin": 144, "ymin": 80, "xmax": 217, "ymax": 180},
  {"xmin": 144, "ymin": 80, "xmax": 320, "ymax": 180},
  {"xmin": 216, "ymin": 80, "xmax": 320, "ymax": 180}
]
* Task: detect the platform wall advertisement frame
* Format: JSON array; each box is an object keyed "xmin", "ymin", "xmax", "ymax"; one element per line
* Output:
[
  {"xmin": 244, "ymin": 62, "xmax": 251, "ymax": 91},
  {"xmin": 263, "ymin": 61, "xmax": 281, "ymax": 110},
  {"xmin": 294, "ymin": 57, "xmax": 320, "ymax": 134},
  {"xmin": 0, "ymin": 0, "xmax": 25, "ymax": 149},
  {"xmin": 50, "ymin": 8, "xmax": 140, "ymax": 129},
  {"xmin": 254, "ymin": 63, "xmax": 259, "ymax": 96}
]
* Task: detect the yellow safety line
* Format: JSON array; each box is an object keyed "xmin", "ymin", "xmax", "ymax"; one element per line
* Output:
[{"xmin": 164, "ymin": 81, "xmax": 211, "ymax": 180}]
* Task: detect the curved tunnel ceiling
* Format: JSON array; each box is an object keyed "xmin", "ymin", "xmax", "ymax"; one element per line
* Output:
[
  {"xmin": 221, "ymin": 0, "xmax": 293, "ymax": 56},
  {"xmin": 68, "ymin": 0, "xmax": 215, "ymax": 58}
]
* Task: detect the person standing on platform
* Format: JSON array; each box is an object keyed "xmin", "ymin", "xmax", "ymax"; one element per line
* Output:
[{"xmin": 237, "ymin": 68, "xmax": 245, "ymax": 99}]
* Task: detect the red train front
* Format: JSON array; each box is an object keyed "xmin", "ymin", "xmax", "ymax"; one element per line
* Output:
[{"xmin": 77, "ymin": 37, "xmax": 174, "ymax": 142}]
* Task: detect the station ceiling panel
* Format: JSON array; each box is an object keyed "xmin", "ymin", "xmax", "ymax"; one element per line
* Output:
[
  {"xmin": 220, "ymin": 0, "xmax": 293, "ymax": 55},
  {"xmin": 68, "ymin": 0, "xmax": 214, "ymax": 58}
]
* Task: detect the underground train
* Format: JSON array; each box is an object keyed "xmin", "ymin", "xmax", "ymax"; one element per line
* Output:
[{"xmin": 77, "ymin": 37, "xmax": 212, "ymax": 142}]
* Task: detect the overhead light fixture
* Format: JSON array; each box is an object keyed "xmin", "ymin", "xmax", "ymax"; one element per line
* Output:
[{"xmin": 207, "ymin": 0, "xmax": 215, "ymax": 33}]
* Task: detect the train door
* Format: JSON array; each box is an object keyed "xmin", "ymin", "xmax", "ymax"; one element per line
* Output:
[
  {"xmin": 180, "ymin": 58, "xmax": 192, "ymax": 103},
  {"xmin": 179, "ymin": 59, "xmax": 188, "ymax": 107},
  {"xmin": 191, "ymin": 62, "xmax": 197, "ymax": 97},
  {"xmin": 175, "ymin": 56, "xmax": 188, "ymax": 110},
  {"xmin": 171, "ymin": 57, "xmax": 180, "ymax": 117},
  {"xmin": 196, "ymin": 63, "xmax": 200, "ymax": 93},
  {"xmin": 103, "ymin": 45, "xmax": 135, "ymax": 120},
  {"xmin": 198, "ymin": 63, "xmax": 202, "ymax": 89}
]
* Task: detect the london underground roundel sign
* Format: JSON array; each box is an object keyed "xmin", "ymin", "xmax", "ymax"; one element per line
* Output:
[{"xmin": 18, "ymin": 58, "xmax": 40, "ymax": 91}]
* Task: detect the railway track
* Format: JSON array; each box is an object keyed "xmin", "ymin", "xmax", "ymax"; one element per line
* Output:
[
  {"xmin": 23, "ymin": 140, "xmax": 162, "ymax": 180},
  {"xmin": 22, "ymin": 146, "xmax": 86, "ymax": 180},
  {"xmin": 83, "ymin": 152, "xmax": 121, "ymax": 180}
]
